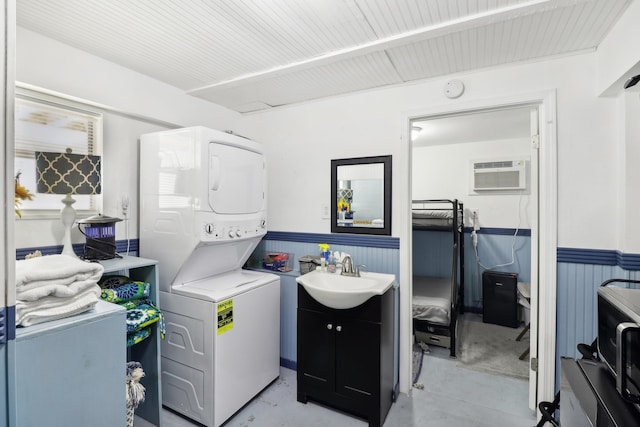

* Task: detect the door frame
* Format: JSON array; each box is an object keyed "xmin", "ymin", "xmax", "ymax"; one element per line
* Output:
[
  {"xmin": 398, "ymin": 90, "xmax": 557, "ymax": 410},
  {"xmin": 2, "ymin": 1, "xmax": 17, "ymax": 425}
]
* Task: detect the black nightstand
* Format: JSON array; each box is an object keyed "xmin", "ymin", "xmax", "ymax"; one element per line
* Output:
[{"xmin": 482, "ymin": 271, "xmax": 518, "ymax": 328}]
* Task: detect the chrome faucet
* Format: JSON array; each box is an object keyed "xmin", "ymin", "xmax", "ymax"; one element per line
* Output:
[{"xmin": 340, "ymin": 255, "xmax": 364, "ymax": 277}]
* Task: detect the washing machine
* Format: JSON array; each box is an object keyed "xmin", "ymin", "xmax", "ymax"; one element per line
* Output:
[
  {"xmin": 160, "ymin": 269, "xmax": 279, "ymax": 426},
  {"xmin": 139, "ymin": 126, "xmax": 280, "ymax": 426}
]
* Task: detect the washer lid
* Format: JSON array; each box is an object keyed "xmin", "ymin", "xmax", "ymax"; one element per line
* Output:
[{"xmin": 171, "ymin": 269, "xmax": 278, "ymax": 302}]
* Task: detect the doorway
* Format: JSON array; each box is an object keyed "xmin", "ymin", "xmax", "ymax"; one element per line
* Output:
[
  {"xmin": 399, "ymin": 92, "xmax": 558, "ymax": 412},
  {"xmin": 411, "ymin": 106, "xmax": 534, "ymax": 406}
]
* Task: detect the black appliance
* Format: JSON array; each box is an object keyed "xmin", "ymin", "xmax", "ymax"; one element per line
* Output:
[
  {"xmin": 561, "ymin": 358, "xmax": 640, "ymax": 427},
  {"xmin": 77, "ymin": 214, "xmax": 123, "ymax": 260},
  {"xmin": 482, "ymin": 271, "xmax": 518, "ymax": 328},
  {"xmin": 597, "ymin": 282, "xmax": 640, "ymax": 406}
]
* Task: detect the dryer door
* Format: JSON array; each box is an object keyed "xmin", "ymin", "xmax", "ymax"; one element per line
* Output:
[{"xmin": 208, "ymin": 142, "xmax": 265, "ymax": 214}]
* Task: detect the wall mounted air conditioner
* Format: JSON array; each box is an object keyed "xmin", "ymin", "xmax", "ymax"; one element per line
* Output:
[{"xmin": 471, "ymin": 159, "xmax": 527, "ymax": 191}]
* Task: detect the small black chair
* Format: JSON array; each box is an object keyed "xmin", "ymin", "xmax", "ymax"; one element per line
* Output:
[
  {"xmin": 536, "ymin": 392, "xmax": 560, "ymax": 427},
  {"xmin": 577, "ymin": 338, "xmax": 598, "ymax": 360}
]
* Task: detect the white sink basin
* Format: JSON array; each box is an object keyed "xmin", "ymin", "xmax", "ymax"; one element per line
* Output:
[{"xmin": 296, "ymin": 270, "xmax": 395, "ymax": 309}]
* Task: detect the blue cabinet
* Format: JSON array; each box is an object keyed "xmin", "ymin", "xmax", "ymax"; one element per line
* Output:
[
  {"xmin": 15, "ymin": 301, "xmax": 126, "ymax": 427},
  {"xmin": 99, "ymin": 255, "xmax": 162, "ymax": 426}
]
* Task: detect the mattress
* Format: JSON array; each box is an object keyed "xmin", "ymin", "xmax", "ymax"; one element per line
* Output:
[
  {"xmin": 412, "ymin": 210, "xmax": 458, "ymax": 230},
  {"xmin": 412, "ymin": 275, "xmax": 451, "ymax": 326}
]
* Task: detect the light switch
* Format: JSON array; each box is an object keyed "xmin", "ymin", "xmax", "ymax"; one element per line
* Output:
[{"xmin": 321, "ymin": 204, "xmax": 330, "ymax": 219}]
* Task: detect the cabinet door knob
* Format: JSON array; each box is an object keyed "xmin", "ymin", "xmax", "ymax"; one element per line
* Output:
[
  {"xmin": 327, "ymin": 323, "xmax": 333, "ymax": 330},
  {"xmin": 336, "ymin": 325, "xmax": 342, "ymax": 332}
]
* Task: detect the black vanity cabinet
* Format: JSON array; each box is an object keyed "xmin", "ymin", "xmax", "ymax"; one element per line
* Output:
[{"xmin": 297, "ymin": 284, "xmax": 395, "ymax": 427}]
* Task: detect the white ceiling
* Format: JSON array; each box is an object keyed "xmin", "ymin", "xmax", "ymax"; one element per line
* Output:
[
  {"xmin": 411, "ymin": 107, "xmax": 532, "ymax": 146},
  {"xmin": 17, "ymin": 0, "xmax": 631, "ymax": 113}
]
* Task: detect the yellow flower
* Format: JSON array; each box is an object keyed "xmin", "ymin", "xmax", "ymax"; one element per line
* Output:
[
  {"xmin": 15, "ymin": 172, "xmax": 34, "ymax": 218},
  {"xmin": 318, "ymin": 243, "xmax": 330, "ymax": 253},
  {"xmin": 338, "ymin": 198, "xmax": 350, "ymax": 212}
]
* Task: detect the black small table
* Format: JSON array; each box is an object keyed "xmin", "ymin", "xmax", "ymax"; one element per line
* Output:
[{"xmin": 561, "ymin": 357, "xmax": 640, "ymax": 427}]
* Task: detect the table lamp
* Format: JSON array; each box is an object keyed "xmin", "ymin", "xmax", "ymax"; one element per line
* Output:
[{"xmin": 35, "ymin": 149, "xmax": 102, "ymax": 258}]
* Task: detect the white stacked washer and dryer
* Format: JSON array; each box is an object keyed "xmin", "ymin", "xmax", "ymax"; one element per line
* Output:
[{"xmin": 139, "ymin": 126, "xmax": 280, "ymax": 427}]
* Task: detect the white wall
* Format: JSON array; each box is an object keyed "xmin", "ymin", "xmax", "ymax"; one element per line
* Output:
[
  {"xmin": 14, "ymin": 25, "xmax": 637, "ymax": 254},
  {"xmin": 14, "ymin": 27, "xmax": 244, "ymax": 250},
  {"xmin": 596, "ymin": 0, "xmax": 640, "ymax": 96},
  {"xmin": 412, "ymin": 137, "xmax": 531, "ymax": 229},
  {"xmin": 242, "ymin": 52, "xmax": 620, "ymax": 250},
  {"xmin": 16, "ymin": 28, "xmax": 242, "ymax": 130},
  {"xmin": 621, "ymin": 91, "xmax": 640, "ymax": 253}
]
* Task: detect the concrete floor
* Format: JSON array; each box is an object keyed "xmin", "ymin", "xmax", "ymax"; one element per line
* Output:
[{"xmin": 157, "ymin": 347, "xmax": 537, "ymax": 427}]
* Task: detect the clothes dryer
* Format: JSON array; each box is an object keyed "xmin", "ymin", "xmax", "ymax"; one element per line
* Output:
[{"xmin": 140, "ymin": 127, "xmax": 279, "ymax": 427}]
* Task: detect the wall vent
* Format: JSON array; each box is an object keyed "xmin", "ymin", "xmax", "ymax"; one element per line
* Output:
[{"xmin": 471, "ymin": 159, "xmax": 526, "ymax": 191}]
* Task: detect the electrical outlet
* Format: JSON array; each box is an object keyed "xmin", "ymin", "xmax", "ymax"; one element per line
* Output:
[
  {"xmin": 121, "ymin": 196, "xmax": 130, "ymax": 217},
  {"xmin": 471, "ymin": 208, "xmax": 480, "ymax": 231},
  {"xmin": 321, "ymin": 204, "xmax": 330, "ymax": 219}
]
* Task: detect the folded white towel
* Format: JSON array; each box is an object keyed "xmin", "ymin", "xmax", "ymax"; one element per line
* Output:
[
  {"xmin": 17, "ymin": 276, "xmax": 102, "ymax": 302},
  {"xmin": 15, "ymin": 254, "xmax": 104, "ymax": 295},
  {"xmin": 332, "ymin": 251, "xmax": 351, "ymax": 263},
  {"xmin": 16, "ymin": 285, "xmax": 101, "ymax": 327}
]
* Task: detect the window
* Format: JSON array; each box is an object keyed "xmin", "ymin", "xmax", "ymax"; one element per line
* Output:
[{"xmin": 14, "ymin": 90, "xmax": 103, "ymax": 218}]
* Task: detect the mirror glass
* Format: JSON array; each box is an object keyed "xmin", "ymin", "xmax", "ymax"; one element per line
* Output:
[{"xmin": 331, "ymin": 155, "xmax": 391, "ymax": 235}]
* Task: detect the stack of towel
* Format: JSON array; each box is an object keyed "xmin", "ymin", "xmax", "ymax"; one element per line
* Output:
[
  {"xmin": 98, "ymin": 275, "xmax": 164, "ymax": 347},
  {"xmin": 15, "ymin": 254, "xmax": 104, "ymax": 327}
]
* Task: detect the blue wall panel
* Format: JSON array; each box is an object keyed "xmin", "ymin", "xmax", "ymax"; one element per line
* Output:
[
  {"xmin": 556, "ymin": 262, "xmax": 634, "ymax": 360},
  {"xmin": 555, "ymin": 262, "xmax": 630, "ymax": 388},
  {"xmin": 464, "ymin": 232, "xmax": 531, "ymax": 310},
  {"xmin": 277, "ymin": 274, "xmax": 298, "ymax": 368},
  {"xmin": 412, "ymin": 230, "xmax": 454, "ymax": 278},
  {"xmin": 413, "ymin": 229, "xmax": 531, "ymax": 310},
  {"xmin": 16, "ymin": 239, "xmax": 139, "ymax": 260},
  {"xmin": 257, "ymin": 239, "xmax": 400, "ymax": 279},
  {"xmin": 0, "ymin": 343, "xmax": 6, "ymax": 426}
]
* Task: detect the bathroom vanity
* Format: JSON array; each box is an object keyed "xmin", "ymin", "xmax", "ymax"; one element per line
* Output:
[{"xmin": 296, "ymin": 284, "xmax": 395, "ymax": 427}]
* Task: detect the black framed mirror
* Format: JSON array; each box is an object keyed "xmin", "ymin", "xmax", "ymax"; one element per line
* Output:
[{"xmin": 331, "ymin": 155, "xmax": 392, "ymax": 235}]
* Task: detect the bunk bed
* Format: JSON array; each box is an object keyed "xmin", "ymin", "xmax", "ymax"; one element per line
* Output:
[{"xmin": 412, "ymin": 199, "xmax": 464, "ymax": 358}]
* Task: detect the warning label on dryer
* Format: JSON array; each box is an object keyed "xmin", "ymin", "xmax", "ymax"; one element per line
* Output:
[{"xmin": 217, "ymin": 299, "xmax": 233, "ymax": 335}]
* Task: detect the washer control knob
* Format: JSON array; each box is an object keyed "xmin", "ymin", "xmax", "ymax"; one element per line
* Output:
[
  {"xmin": 205, "ymin": 224, "xmax": 214, "ymax": 234},
  {"xmin": 235, "ymin": 230, "xmax": 242, "ymax": 237},
  {"xmin": 228, "ymin": 230, "xmax": 235, "ymax": 238}
]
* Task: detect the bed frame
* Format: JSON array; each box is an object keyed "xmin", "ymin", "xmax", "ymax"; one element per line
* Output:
[{"xmin": 411, "ymin": 199, "xmax": 464, "ymax": 358}]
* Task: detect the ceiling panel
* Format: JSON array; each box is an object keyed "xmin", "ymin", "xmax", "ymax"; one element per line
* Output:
[
  {"xmin": 356, "ymin": 0, "xmax": 539, "ymax": 35},
  {"xmin": 16, "ymin": 0, "xmax": 633, "ymax": 113},
  {"xmin": 17, "ymin": 0, "xmax": 379, "ymax": 89},
  {"xmin": 389, "ymin": 0, "xmax": 631, "ymax": 82},
  {"xmin": 198, "ymin": 51, "xmax": 404, "ymax": 112}
]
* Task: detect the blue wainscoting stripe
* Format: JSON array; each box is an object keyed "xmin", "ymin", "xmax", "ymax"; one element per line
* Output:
[
  {"xmin": 557, "ymin": 247, "xmax": 618, "ymax": 266},
  {"xmin": 115, "ymin": 239, "xmax": 139, "ymax": 255},
  {"xmin": 463, "ymin": 227, "xmax": 531, "ymax": 236},
  {"xmin": 16, "ymin": 239, "xmax": 139, "ymax": 260},
  {"xmin": 265, "ymin": 231, "xmax": 399, "ymax": 249},
  {"xmin": 0, "ymin": 306, "xmax": 6, "ymax": 343},
  {"xmin": 617, "ymin": 252, "xmax": 640, "ymax": 270},
  {"xmin": 8, "ymin": 306, "xmax": 15, "ymax": 341},
  {"xmin": 280, "ymin": 358, "xmax": 297, "ymax": 371},
  {"xmin": 0, "ymin": 306, "xmax": 15, "ymax": 343},
  {"xmin": 557, "ymin": 248, "xmax": 640, "ymax": 270},
  {"xmin": 16, "ymin": 243, "xmax": 85, "ymax": 259}
]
